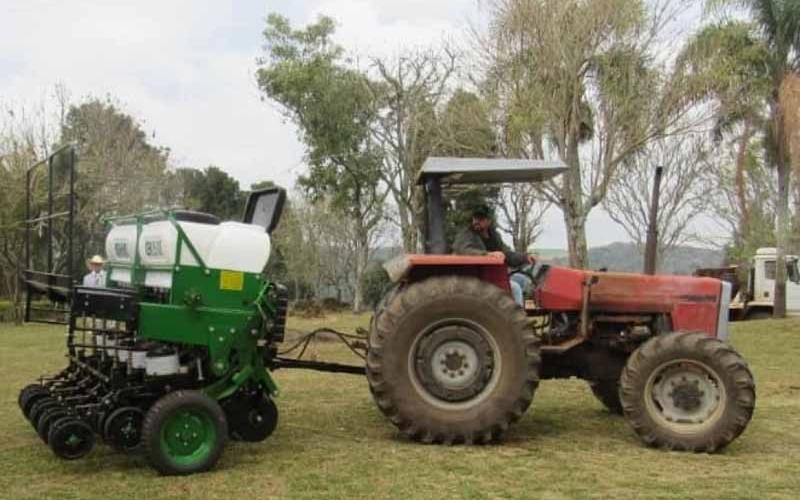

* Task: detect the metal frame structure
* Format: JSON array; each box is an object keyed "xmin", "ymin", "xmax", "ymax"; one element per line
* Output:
[
  {"xmin": 24, "ymin": 143, "xmax": 77, "ymax": 324},
  {"xmin": 417, "ymin": 157, "xmax": 567, "ymax": 254}
]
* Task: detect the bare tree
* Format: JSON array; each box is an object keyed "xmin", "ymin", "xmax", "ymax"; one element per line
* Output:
[
  {"xmin": 604, "ymin": 134, "xmax": 711, "ymax": 267},
  {"xmin": 478, "ymin": 0, "xmax": 703, "ymax": 268},
  {"xmin": 367, "ymin": 46, "xmax": 458, "ymax": 252},
  {"xmin": 0, "ymin": 93, "xmax": 65, "ymax": 322},
  {"xmin": 497, "ymin": 184, "xmax": 550, "ymax": 252}
]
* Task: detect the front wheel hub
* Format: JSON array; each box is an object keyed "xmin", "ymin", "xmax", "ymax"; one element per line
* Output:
[{"xmin": 647, "ymin": 360, "xmax": 725, "ymax": 427}]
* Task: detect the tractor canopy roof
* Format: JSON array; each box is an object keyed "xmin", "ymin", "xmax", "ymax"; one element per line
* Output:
[{"xmin": 416, "ymin": 157, "xmax": 567, "ymax": 185}]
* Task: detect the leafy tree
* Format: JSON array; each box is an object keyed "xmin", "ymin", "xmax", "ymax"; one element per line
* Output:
[
  {"xmin": 677, "ymin": 20, "xmax": 772, "ymax": 251},
  {"xmin": 701, "ymin": 0, "xmax": 800, "ymax": 317},
  {"xmin": 481, "ymin": 0, "xmax": 699, "ymax": 268},
  {"xmin": 257, "ymin": 14, "xmax": 387, "ymax": 311},
  {"xmin": 173, "ymin": 166, "xmax": 245, "ymax": 220},
  {"xmin": 59, "ymin": 97, "xmax": 171, "ymax": 273},
  {"xmin": 434, "ymin": 90, "xmax": 501, "ymax": 248}
]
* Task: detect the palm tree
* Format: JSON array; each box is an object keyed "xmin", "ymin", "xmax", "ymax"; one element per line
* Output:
[
  {"xmin": 704, "ymin": 0, "xmax": 800, "ymax": 317},
  {"xmin": 678, "ymin": 20, "xmax": 771, "ymax": 243}
]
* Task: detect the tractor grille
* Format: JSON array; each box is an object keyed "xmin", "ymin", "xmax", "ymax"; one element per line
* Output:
[{"xmin": 269, "ymin": 283, "xmax": 289, "ymax": 344}]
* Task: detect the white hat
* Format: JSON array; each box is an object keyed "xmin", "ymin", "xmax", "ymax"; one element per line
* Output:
[{"xmin": 87, "ymin": 255, "xmax": 105, "ymax": 265}]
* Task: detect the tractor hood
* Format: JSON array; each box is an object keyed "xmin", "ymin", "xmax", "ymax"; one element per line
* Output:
[{"xmin": 537, "ymin": 265, "xmax": 730, "ymax": 339}]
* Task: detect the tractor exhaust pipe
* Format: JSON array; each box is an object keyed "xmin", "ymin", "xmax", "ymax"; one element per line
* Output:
[{"xmin": 643, "ymin": 166, "xmax": 663, "ymax": 275}]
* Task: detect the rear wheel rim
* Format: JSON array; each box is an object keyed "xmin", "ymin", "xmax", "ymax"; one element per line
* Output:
[
  {"xmin": 645, "ymin": 358, "xmax": 726, "ymax": 433},
  {"xmin": 409, "ymin": 318, "xmax": 501, "ymax": 410},
  {"xmin": 160, "ymin": 409, "xmax": 217, "ymax": 466}
]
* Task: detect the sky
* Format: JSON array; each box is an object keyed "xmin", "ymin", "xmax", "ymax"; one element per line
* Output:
[{"xmin": 1, "ymin": 0, "xmax": 715, "ymax": 249}]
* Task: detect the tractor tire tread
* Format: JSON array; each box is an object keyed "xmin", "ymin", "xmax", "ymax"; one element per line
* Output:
[
  {"xmin": 367, "ymin": 275, "xmax": 540, "ymax": 445},
  {"xmin": 619, "ymin": 331, "xmax": 755, "ymax": 452}
]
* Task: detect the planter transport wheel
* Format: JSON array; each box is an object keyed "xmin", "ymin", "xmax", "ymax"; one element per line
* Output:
[
  {"xmin": 49, "ymin": 417, "xmax": 96, "ymax": 460},
  {"xmin": 38, "ymin": 408, "xmax": 70, "ymax": 444},
  {"xmin": 620, "ymin": 331, "xmax": 755, "ymax": 452},
  {"xmin": 142, "ymin": 390, "xmax": 228, "ymax": 475},
  {"xmin": 227, "ymin": 396, "xmax": 278, "ymax": 442},
  {"xmin": 103, "ymin": 406, "xmax": 145, "ymax": 452}
]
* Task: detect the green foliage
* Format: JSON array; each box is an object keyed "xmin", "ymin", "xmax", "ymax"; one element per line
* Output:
[
  {"xmin": 60, "ymin": 97, "xmax": 172, "ymax": 270},
  {"xmin": 676, "ymin": 20, "xmax": 771, "ymax": 138},
  {"xmin": 173, "ymin": 166, "xmax": 245, "ymax": 220},
  {"xmin": 432, "ymin": 91, "xmax": 501, "ymax": 248},
  {"xmin": 258, "ymin": 15, "xmax": 383, "ymax": 216},
  {"xmin": 360, "ymin": 261, "xmax": 391, "ymax": 309},
  {"xmin": 258, "ymin": 14, "xmax": 387, "ymax": 311}
]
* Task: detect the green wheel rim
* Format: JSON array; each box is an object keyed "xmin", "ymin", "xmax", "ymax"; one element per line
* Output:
[{"xmin": 160, "ymin": 408, "xmax": 217, "ymax": 466}]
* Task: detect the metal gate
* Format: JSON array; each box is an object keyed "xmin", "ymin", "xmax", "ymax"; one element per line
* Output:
[{"xmin": 23, "ymin": 143, "xmax": 77, "ymax": 324}]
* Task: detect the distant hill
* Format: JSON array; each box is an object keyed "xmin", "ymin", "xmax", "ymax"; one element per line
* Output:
[{"xmin": 550, "ymin": 242, "xmax": 724, "ymax": 275}]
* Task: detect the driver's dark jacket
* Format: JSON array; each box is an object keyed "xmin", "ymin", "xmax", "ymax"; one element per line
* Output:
[{"xmin": 452, "ymin": 226, "xmax": 526, "ymax": 267}]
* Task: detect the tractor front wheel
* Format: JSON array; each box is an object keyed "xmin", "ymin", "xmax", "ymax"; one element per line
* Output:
[
  {"xmin": 619, "ymin": 331, "xmax": 755, "ymax": 452},
  {"xmin": 142, "ymin": 391, "xmax": 228, "ymax": 475},
  {"xmin": 367, "ymin": 276, "xmax": 540, "ymax": 444}
]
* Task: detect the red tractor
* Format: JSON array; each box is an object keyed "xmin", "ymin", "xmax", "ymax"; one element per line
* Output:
[{"xmin": 366, "ymin": 158, "xmax": 754, "ymax": 451}]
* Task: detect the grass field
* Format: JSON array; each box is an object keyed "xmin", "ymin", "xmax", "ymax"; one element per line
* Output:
[{"xmin": 1, "ymin": 315, "xmax": 798, "ymax": 500}]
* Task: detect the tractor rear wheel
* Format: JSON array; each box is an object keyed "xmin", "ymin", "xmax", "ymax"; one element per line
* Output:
[
  {"xmin": 367, "ymin": 276, "xmax": 540, "ymax": 444},
  {"xmin": 619, "ymin": 331, "xmax": 755, "ymax": 452},
  {"xmin": 142, "ymin": 390, "xmax": 227, "ymax": 475},
  {"xmin": 588, "ymin": 380, "xmax": 623, "ymax": 415}
]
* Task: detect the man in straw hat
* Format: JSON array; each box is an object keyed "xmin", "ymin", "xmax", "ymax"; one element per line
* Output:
[{"xmin": 83, "ymin": 255, "xmax": 107, "ymax": 287}]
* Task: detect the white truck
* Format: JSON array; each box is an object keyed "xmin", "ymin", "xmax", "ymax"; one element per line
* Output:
[{"xmin": 730, "ymin": 247, "xmax": 800, "ymax": 319}]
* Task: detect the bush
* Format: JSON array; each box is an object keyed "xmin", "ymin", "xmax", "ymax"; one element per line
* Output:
[
  {"xmin": 361, "ymin": 261, "xmax": 392, "ymax": 309},
  {"xmin": 289, "ymin": 299, "xmax": 325, "ymax": 318},
  {"xmin": 0, "ymin": 301, "xmax": 16, "ymax": 323},
  {"xmin": 0, "ymin": 299, "xmax": 58, "ymax": 324}
]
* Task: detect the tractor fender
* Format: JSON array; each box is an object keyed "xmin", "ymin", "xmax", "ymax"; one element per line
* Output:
[{"xmin": 383, "ymin": 253, "xmax": 511, "ymax": 293}]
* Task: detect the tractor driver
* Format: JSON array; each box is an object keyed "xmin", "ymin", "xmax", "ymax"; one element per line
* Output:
[{"xmin": 452, "ymin": 204, "xmax": 535, "ymax": 306}]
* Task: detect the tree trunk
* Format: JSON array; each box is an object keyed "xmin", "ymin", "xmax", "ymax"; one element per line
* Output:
[
  {"xmin": 772, "ymin": 99, "xmax": 789, "ymax": 318},
  {"xmin": 561, "ymin": 134, "xmax": 588, "ymax": 268},
  {"xmin": 774, "ymin": 160, "xmax": 790, "ymax": 318},
  {"xmin": 352, "ymin": 220, "xmax": 369, "ymax": 313},
  {"xmin": 564, "ymin": 211, "xmax": 589, "ymax": 269},
  {"xmin": 734, "ymin": 122, "xmax": 752, "ymax": 239},
  {"xmin": 396, "ymin": 197, "xmax": 415, "ymax": 252}
]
